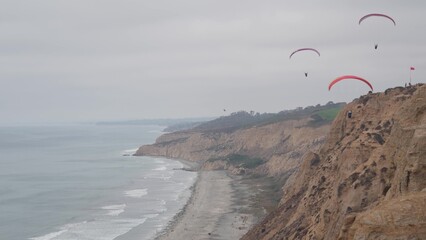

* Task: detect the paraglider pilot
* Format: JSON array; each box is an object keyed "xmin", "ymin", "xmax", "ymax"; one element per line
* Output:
[
  {"xmin": 305, "ymin": 72, "xmax": 308, "ymax": 77},
  {"xmin": 347, "ymin": 111, "xmax": 352, "ymax": 119},
  {"xmin": 374, "ymin": 44, "xmax": 378, "ymax": 50}
]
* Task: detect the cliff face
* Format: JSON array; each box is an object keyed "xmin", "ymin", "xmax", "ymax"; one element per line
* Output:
[
  {"xmin": 135, "ymin": 116, "xmax": 330, "ymax": 176},
  {"xmin": 242, "ymin": 84, "xmax": 426, "ymax": 240}
]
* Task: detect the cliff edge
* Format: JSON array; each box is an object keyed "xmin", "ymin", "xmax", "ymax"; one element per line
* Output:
[
  {"xmin": 242, "ymin": 84, "xmax": 426, "ymax": 240},
  {"xmin": 134, "ymin": 104, "xmax": 342, "ymax": 177}
]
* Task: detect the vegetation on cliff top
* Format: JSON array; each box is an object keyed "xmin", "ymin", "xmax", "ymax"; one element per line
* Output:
[{"xmin": 190, "ymin": 102, "xmax": 345, "ymax": 133}]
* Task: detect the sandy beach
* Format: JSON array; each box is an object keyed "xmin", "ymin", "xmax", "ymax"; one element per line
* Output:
[{"xmin": 156, "ymin": 170, "xmax": 263, "ymax": 240}]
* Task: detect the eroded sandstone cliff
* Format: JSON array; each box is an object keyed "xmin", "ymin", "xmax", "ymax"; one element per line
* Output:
[
  {"xmin": 135, "ymin": 113, "xmax": 331, "ymax": 177},
  {"xmin": 242, "ymin": 84, "xmax": 426, "ymax": 240}
]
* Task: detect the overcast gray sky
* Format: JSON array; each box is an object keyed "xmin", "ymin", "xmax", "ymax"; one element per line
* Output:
[{"xmin": 1, "ymin": 0, "xmax": 425, "ymax": 125}]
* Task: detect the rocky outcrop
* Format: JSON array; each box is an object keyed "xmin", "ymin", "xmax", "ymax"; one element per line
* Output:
[
  {"xmin": 135, "ymin": 117, "xmax": 330, "ymax": 176},
  {"xmin": 242, "ymin": 84, "xmax": 426, "ymax": 240},
  {"xmin": 347, "ymin": 191, "xmax": 426, "ymax": 239}
]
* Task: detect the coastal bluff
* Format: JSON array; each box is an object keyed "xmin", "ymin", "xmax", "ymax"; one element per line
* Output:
[
  {"xmin": 134, "ymin": 104, "xmax": 343, "ymax": 239},
  {"xmin": 135, "ymin": 104, "xmax": 342, "ymax": 177},
  {"xmin": 135, "ymin": 84, "xmax": 425, "ymax": 240},
  {"xmin": 242, "ymin": 84, "xmax": 426, "ymax": 240}
]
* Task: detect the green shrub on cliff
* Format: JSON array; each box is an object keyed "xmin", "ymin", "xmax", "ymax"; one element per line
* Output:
[
  {"xmin": 316, "ymin": 107, "xmax": 341, "ymax": 121},
  {"xmin": 208, "ymin": 154, "xmax": 264, "ymax": 169}
]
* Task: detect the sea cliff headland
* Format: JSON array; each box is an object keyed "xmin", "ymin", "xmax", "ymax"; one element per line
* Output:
[
  {"xmin": 135, "ymin": 84, "xmax": 426, "ymax": 240},
  {"xmin": 135, "ymin": 103, "xmax": 343, "ymax": 239}
]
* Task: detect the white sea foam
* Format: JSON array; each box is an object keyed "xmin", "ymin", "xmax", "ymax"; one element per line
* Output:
[
  {"xmin": 29, "ymin": 222, "xmax": 87, "ymax": 240},
  {"xmin": 124, "ymin": 188, "xmax": 148, "ymax": 198},
  {"xmin": 144, "ymin": 213, "xmax": 159, "ymax": 219},
  {"xmin": 155, "ymin": 205, "xmax": 167, "ymax": 213},
  {"xmin": 145, "ymin": 175, "xmax": 172, "ymax": 181},
  {"xmin": 29, "ymin": 229, "xmax": 68, "ymax": 240},
  {"xmin": 101, "ymin": 204, "xmax": 126, "ymax": 216},
  {"xmin": 30, "ymin": 218, "xmax": 146, "ymax": 240},
  {"xmin": 153, "ymin": 166, "xmax": 167, "ymax": 171},
  {"xmin": 121, "ymin": 148, "xmax": 139, "ymax": 156}
]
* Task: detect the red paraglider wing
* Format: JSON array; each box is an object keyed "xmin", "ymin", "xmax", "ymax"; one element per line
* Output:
[
  {"xmin": 289, "ymin": 48, "xmax": 320, "ymax": 59},
  {"xmin": 328, "ymin": 75, "xmax": 373, "ymax": 91},
  {"xmin": 359, "ymin": 13, "xmax": 396, "ymax": 25}
]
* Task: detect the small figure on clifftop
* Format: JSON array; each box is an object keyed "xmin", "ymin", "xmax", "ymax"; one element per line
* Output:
[{"xmin": 347, "ymin": 111, "xmax": 352, "ymax": 119}]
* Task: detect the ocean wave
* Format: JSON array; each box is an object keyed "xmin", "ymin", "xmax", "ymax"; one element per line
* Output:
[
  {"xmin": 29, "ymin": 218, "xmax": 146, "ymax": 240},
  {"xmin": 101, "ymin": 204, "xmax": 126, "ymax": 216},
  {"xmin": 145, "ymin": 175, "xmax": 172, "ymax": 181},
  {"xmin": 153, "ymin": 166, "xmax": 167, "ymax": 171},
  {"xmin": 124, "ymin": 188, "xmax": 148, "ymax": 198},
  {"xmin": 121, "ymin": 148, "xmax": 139, "ymax": 156},
  {"xmin": 144, "ymin": 213, "xmax": 159, "ymax": 219},
  {"xmin": 29, "ymin": 229, "xmax": 68, "ymax": 240}
]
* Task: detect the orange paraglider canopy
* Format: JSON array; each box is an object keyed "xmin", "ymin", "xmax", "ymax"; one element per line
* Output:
[{"xmin": 328, "ymin": 75, "xmax": 373, "ymax": 91}]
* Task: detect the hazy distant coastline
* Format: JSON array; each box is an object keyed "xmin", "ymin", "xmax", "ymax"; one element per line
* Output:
[{"xmin": 96, "ymin": 117, "xmax": 214, "ymax": 127}]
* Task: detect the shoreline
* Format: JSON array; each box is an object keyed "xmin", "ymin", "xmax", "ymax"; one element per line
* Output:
[
  {"xmin": 153, "ymin": 167, "xmax": 200, "ymax": 240},
  {"xmin": 154, "ymin": 167, "xmax": 270, "ymax": 240}
]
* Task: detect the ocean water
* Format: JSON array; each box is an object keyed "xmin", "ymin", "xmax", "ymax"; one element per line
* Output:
[{"xmin": 0, "ymin": 124, "xmax": 197, "ymax": 240}]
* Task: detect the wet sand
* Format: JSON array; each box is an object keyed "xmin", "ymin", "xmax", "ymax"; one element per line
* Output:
[{"xmin": 156, "ymin": 170, "xmax": 261, "ymax": 240}]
